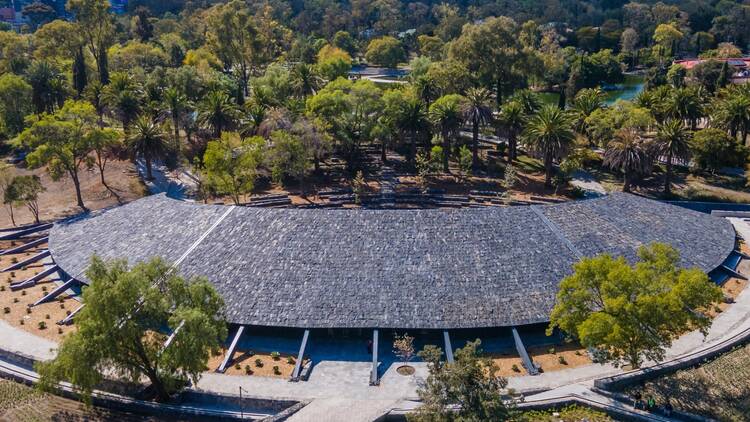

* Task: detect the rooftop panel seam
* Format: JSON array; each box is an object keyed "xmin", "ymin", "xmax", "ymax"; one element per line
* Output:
[{"xmin": 530, "ymin": 205, "xmax": 583, "ymax": 259}]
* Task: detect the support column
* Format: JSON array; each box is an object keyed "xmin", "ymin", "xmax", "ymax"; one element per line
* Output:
[
  {"xmin": 512, "ymin": 327, "xmax": 538, "ymax": 376},
  {"xmin": 217, "ymin": 325, "xmax": 245, "ymax": 373},
  {"xmin": 0, "ymin": 237, "xmax": 47, "ymax": 256},
  {"xmin": 443, "ymin": 330, "xmax": 454, "ymax": 363},
  {"xmin": 11, "ymin": 265, "xmax": 59, "ymax": 291},
  {"xmin": 291, "ymin": 329, "xmax": 310, "ymax": 381},
  {"xmin": 2, "ymin": 250, "xmax": 50, "ymax": 273},
  {"xmin": 31, "ymin": 278, "xmax": 75, "ymax": 306},
  {"xmin": 370, "ymin": 329, "xmax": 379, "ymax": 386}
]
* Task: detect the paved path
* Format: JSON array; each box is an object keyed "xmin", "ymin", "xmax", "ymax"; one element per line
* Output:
[
  {"xmin": 378, "ymin": 166, "xmax": 398, "ymax": 208},
  {"xmin": 0, "ymin": 319, "xmax": 56, "ymax": 361},
  {"xmin": 570, "ymin": 170, "xmax": 607, "ymax": 198},
  {"xmin": 135, "ymin": 160, "xmax": 197, "ymax": 200}
]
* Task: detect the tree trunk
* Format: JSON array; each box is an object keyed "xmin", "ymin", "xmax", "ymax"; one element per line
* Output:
[
  {"xmin": 496, "ymin": 78, "xmax": 503, "ymax": 107},
  {"xmin": 7, "ymin": 206, "xmax": 14, "ymax": 227},
  {"xmin": 145, "ymin": 155, "xmax": 154, "ymax": 180},
  {"xmin": 471, "ymin": 120, "xmax": 479, "ymax": 170},
  {"xmin": 442, "ymin": 129, "xmax": 450, "ymax": 173},
  {"xmin": 623, "ymin": 172, "xmax": 632, "ymax": 193},
  {"xmin": 71, "ymin": 172, "xmax": 86, "ymax": 211},
  {"xmin": 544, "ymin": 153, "xmax": 553, "ymax": 188},
  {"xmin": 313, "ymin": 155, "xmax": 320, "ymax": 172},
  {"xmin": 409, "ymin": 130, "xmax": 417, "ymax": 167},
  {"xmin": 172, "ymin": 116, "xmax": 180, "ymax": 155},
  {"xmin": 664, "ymin": 151, "xmax": 673, "ymax": 196},
  {"xmin": 509, "ymin": 131, "xmax": 517, "ymax": 162},
  {"xmin": 381, "ymin": 137, "xmax": 387, "ymax": 163}
]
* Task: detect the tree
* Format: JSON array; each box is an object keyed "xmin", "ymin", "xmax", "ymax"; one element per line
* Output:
[
  {"xmin": 316, "ymin": 45, "xmax": 352, "ymax": 82},
  {"xmin": 570, "ymin": 88, "xmax": 604, "ymax": 137},
  {"xmin": 384, "ymin": 90, "xmax": 429, "ymax": 166},
  {"xmin": 5, "ymin": 175, "xmax": 45, "ymax": 224},
  {"xmin": 197, "ymin": 91, "xmax": 239, "ymax": 138},
  {"xmin": 131, "ymin": 6, "xmax": 154, "ymax": 42},
  {"xmin": 0, "ymin": 165, "xmax": 16, "ymax": 226},
  {"xmin": 392, "ymin": 333, "xmax": 415, "ymax": 367},
  {"xmin": 332, "ymin": 31, "xmax": 357, "ymax": 56},
  {"xmin": 653, "ymin": 24, "xmax": 683, "ymax": 57},
  {"xmin": 268, "ymin": 131, "xmax": 309, "ymax": 186},
  {"xmin": 203, "ymin": 132, "xmax": 264, "ymax": 205},
  {"xmin": 22, "ymin": 2, "xmax": 56, "ymax": 31},
  {"xmin": 547, "ymin": 243, "xmax": 723, "ymax": 369},
  {"xmin": 409, "ymin": 340, "xmax": 514, "ymax": 422},
  {"xmin": 0, "ymin": 74, "xmax": 33, "ymax": 136},
  {"xmin": 498, "ymin": 100, "xmax": 525, "ymax": 162},
  {"xmin": 691, "ymin": 128, "xmax": 748, "ymax": 173},
  {"xmin": 429, "ymin": 94, "xmax": 464, "ymax": 173},
  {"xmin": 16, "ymin": 100, "xmax": 96, "ymax": 210},
  {"xmin": 620, "ymin": 28, "xmax": 639, "ymax": 68},
  {"xmin": 461, "ymin": 88, "xmax": 493, "ymax": 169},
  {"xmin": 128, "ymin": 115, "xmax": 169, "ymax": 181},
  {"xmin": 66, "ymin": 0, "xmax": 114, "ymax": 84},
  {"xmin": 102, "ymin": 73, "xmax": 144, "ymax": 134},
  {"xmin": 655, "ymin": 119, "xmax": 691, "ymax": 196},
  {"xmin": 292, "ymin": 118, "xmax": 331, "ymax": 172},
  {"xmin": 36, "ymin": 256, "xmax": 227, "ymax": 403},
  {"xmin": 89, "ymin": 128, "xmax": 121, "ymax": 189},
  {"xmin": 522, "ymin": 105, "xmax": 576, "ymax": 187},
  {"xmin": 365, "ymin": 36, "xmax": 406, "ymax": 68},
  {"xmin": 162, "ymin": 87, "xmax": 190, "ymax": 153},
  {"xmin": 603, "ymin": 129, "xmax": 653, "ymax": 192},
  {"xmin": 448, "ymin": 16, "xmax": 523, "ymax": 105},
  {"xmin": 26, "ymin": 60, "xmax": 67, "ymax": 114},
  {"xmin": 290, "ymin": 63, "xmax": 323, "ymax": 99}
]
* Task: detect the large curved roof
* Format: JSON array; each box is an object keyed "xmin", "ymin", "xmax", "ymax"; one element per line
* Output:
[{"xmin": 48, "ymin": 193, "xmax": 735, "ymax": 329}]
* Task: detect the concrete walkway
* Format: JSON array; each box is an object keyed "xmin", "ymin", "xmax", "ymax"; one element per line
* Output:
[
  {"xmin": 136, "ymin": 159, "xmax": 197, "ymax": 200},
  {"xmin": 570, "ymin": 170, "xmax": 607, "ymax": 198},
  {"xmin": 0, "ymin": 319, "xmax": 56, "ymax": 361}
]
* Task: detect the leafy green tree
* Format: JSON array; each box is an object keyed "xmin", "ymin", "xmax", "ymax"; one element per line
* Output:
[
  {"xmin": 21, "ymin": 2, "xmax": 56, "ymax": 31},
  {"xmin": 66, "ymin": 0, "xmax": 114, "ymax": 84},
  {"xmin": 381, "ymin": 88, "xmax": 429, "ymax": 165},
  {"xmin": 457, "ymin": 145, "xmax": 472, "ymax": 181},
  {"xmin": 668, "ymin": 86, "xmax": 704, "ymax": 130},
  {"xmin": 365, "ymin": 36, "xmax": 406, "ymax": 68},
  {"xmin": 712, "ymin": 88, "xmax": 750, "ymax": 142},
  {"xmin": 36, "ymin": 256, "xmax": 227, "ymax": 403},
  {"xmin": 16, "ymin": 100, "xmax": 97, "ymax": 210},
  {"xmin": 0, "ymin": 74, "xmax": 33, "ymax": 136},
  {"xmin": 461, "ymin": 88, "xmax": 493, "ymax": 169},
  {"xmin": 548, "ymin": 243, "xmax": 723, "ymax": 368},
  {"xmin": 89, "ymin": 127, "xmax": 121, "ymax": 188},
  {"xmin": 653, "ymin": 24, "xmax": 683, "ymax": 57},
  {"xmin": 691, "ymin": 128, "xmax": 748, "ymax": 173},
  {"xmin": 522, "ymin": 105, "xmax": 576, "ymax": 187},
  {"xmin": 498, "ymin": 100, "xmax": 525, "ymax": 162},
  {"xmin": 268, "ymin": 130, "xmax": 309, "ymax": 186},
  {"xmin": 429, "ymin": 94, "xmax": 464, "ymax": 173},
  {"xmin": 316, "ymin": 45, "xmax": 352, "ymax": 82},
  {"xmin": 292, "ymin": 118, "xmax": 331, "ymax": 172},
  {"xmin": 570, "ymin": 88, "xmax": 605, "ymax": 136},
  {"xmin": 689, "ymin": 59, "xmax": 728, "ymax": 94},
  {"xmin": 4, "ymin": 175, "xmax": 44, "ymax": 224},
  {"xmin": 417, "ymin": 35, "xmax": 444, "ymax": 61},
  {"xmin": 128, "ymin": 115, "xmax": 169, "ymax": 181},
  {"xmin": 203, "ymin": 132, "xmax": 264, "ymax": 205},
  {"xmin": 332, "ymin": 31, "xmax": 357, "ymax": 56},
  {"xmin": 448, "ymin": 16, "xmax": 522, "ymax": 105},
  {"xmin": 666, "ymin": 64, "xmax": 686, "ymax": 88},
  {"xmin": 603, "ymin": 128, "xmax": 653, "ymax": 192},
  {"xmin": 291, "ymin": 63, "xmax": 323, "ymax": 99},
  {"xmin": 655, "ymin": 119, "xmax": 691, "ymax": 196},
  {"xmin": 425, "ymin": 60, "xmax": 472, "ymax": 97},
  {"xmin": 409, "ymin": 340, "xmax": 514, "ymax": 422}
]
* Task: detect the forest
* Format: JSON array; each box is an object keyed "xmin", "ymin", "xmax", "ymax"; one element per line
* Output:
[{"xmin": 1, "ymin": 0, "xmax": 750, "ymax": 215}]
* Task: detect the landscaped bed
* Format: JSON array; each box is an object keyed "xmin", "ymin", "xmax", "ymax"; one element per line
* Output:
[
  {"xmin": 528, "ymin": 343, "xmax": 592, "ymax": 373},
  {"xmin": 485, "ymin": 352, "xmax": 526, "ymax": 377},
  {"xmin": 206, "ymin": 349, "xmax": 307, "ymax": 379},
  {"xmin": 516, "ymin": 404, "xmax": 616, "ymax": 421}
]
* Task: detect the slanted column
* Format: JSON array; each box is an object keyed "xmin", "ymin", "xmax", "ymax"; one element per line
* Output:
[
  {"xmin": 291, "ymin": 329, "xmax": 310, "ymax": 382},
  {"xmin": 217, "ymin": 326, "xmax": 245, "ymax": 373},
  {"xmin": 512, "ymin": 327, "xmax": 538, "ymax": 376},
  {"xmin": 443, "ymin": 330, "xmax": 454, "ymax": 363},
  {"xmin": 370, "ymin": 329, "xmax": 379, "ymax": 386}
]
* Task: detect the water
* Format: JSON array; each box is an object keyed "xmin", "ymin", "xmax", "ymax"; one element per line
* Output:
[{"xmin": 538, "ymin": 74, "xmax": 646, "ymax": 107}]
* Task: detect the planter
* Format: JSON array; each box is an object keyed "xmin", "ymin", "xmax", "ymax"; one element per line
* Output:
[{"xmin": 396, "ymin": 365, "xmax": 415, "ymax": 376}]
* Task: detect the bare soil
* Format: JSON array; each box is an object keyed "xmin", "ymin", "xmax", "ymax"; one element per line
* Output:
[
  {"xmin": 0, "ymin": 159, "xmax": 148, "ymax": 228},
  {"xmin": 206, "ymin": 348, "xmax": 305, "ymax": 379},
  {"xmin": 485, "ymin": 352, "xmax": 526, "ymax": 377},
  {"xmin": 528, "ymin": 343, "xmax": 593, "ymax": 373}
]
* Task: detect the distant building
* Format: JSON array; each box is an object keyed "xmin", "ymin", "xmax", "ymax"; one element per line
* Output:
[{"xmin": 674, "ymin": 58, "xmax": 750, "ymax": 83}]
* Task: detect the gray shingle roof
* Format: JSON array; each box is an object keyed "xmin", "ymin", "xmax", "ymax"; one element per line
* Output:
[{"xmin": 48, "ymin": 193, "xmax": 735, "ymax": 329}]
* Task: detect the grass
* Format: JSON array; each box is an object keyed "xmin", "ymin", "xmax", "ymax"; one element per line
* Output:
[
  {"xmin": 621, "ymin": 343, "xmax": 750, "ymax": 421},
  {"xmin": 514, "ymin": 154, "xmax": 545, "ymax": 173},
  {"xmin": 517, "ymin": 404, "xmax": 616, "ymax": 421}
]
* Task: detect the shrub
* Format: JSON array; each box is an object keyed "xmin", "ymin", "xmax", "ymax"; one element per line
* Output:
[
  {"xmin": 287, "ymin": 356, "xmax": 295, "ymax": 365},
  {"xmin": 558, "ymin": 355, "xmax": 568, "ymax": 365},
  {"xmin": 0, "ymin": 285, "xmax": 5, "ymax": 291},
  {"xmin": 247, "ymin": 350, "xmax": 255, "ymax": 357},
  {"xmin": 26, "ymin": 307, "xmax": 31, "ymax": 314},
  {"xmin": 548, "ymin": 347, "xmax": 556, "ymax": 355},
  {"xmin": 60, "ymin": 303, "xmax": 64, "ymax": 309},
  {"xmin": 511, "ymin": 364, "xmax": 520, "ymax": 372},
  {"xmin": 272, "ymin": 365, "xmax": 281, "ymax": 375},
  {"xmin": 19, "ymin": 319, "xmax": 23, "ymax": 325},
  {"xmin": 41, "ymin": 286, "xmax": 47, "ymax": 292},
  {"xmin": 3, "ymin": 307, "xmax": 9, "ymax": 314},
  {"xmin": 574, "ymin": 350, "xmax": 582, "ymax": 356},
  {"xmin": 65, "ymin": 310, "xmax": 71, "ymax": 316},
  {"xmin": 45, "ymin": 314, "xmax": 50, "ymax": 319},
  {"xmin": 255, "ymin": 358, "xmax": 263, "ymax": 367},
  {"xmin": 57, "ymin": 327, "xmax": 63, "ymax": 334},
  {"xmin": 245, "ymin": 365, "xmax": 252, "ymax": 375},
  {"xmin": 38, "ymin": 321, "xmax": 46, "ymax": 330},
  {"xmin": 13, "ymin": 298, "xmax": 18, "ymax": 303},
  {"xmin": 234, "ymin": 362, "xmax": 241, "ymax": 370},
  {"xmin": 21, "ymin": 290, "xmax": 26, "ymax": 296},
  {"xmin": 271, "ymin": 351, "xmax": 280, "ymax": 361},
  {"xmin": 10, "ymin": 258, "xmax": 17, "ymax": 264}
]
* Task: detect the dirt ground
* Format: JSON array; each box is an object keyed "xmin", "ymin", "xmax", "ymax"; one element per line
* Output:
[
  {"xmin": 528, "ymin": 343, "xmax": 592, "ymax": 373},
  {"xmin": 206, "ymin": 348, "xmax": 305, "ymax": 379},
  {"xmin": 0, "ymin": 159, "xmax": 148, "ymax": 228},
  {"xmin": 485, "ymin": 352, "xmax": 526, "ymax": 377}
]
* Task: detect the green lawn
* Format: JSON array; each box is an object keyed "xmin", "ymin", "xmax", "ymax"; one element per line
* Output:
[{"xmin": 518, "ymin": 404, "xmax": 616, "ymax": 421}]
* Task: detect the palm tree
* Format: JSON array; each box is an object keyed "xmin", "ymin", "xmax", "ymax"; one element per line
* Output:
[
  {"xmin": 570, "ymin": 88, "xmax": 604, "ymax": 136},
  {"xmin": 655, "ymin": 119, "xmax": 691, "ymax": 195},
  {"xmin": 522, "ymin": 105, "xmax": 576, "ymax": 187},
  {"xmin": 712, "ymin": 91, "xmax": 750, "ymax": 143},
  {"xmin": 413, "ymin": 75, "xmax": 438, "ymax": 108},
  {"xmin": 128, "ymin": 115, "xmax": 169, "ymax": 180},
  {"xmin": 498, "ymin": 100, "xmax": 525, "ymax": 162},
  {"xmin": 197, "ymin": 91, "xmax": 239, "ymax": 137},
  {"xmin": 603, "ymin": 129, "xmax": 654, "ymax": 193},
  {"xmin": 669, "ymin": 86, "xmax": 703, "ymax": 130},
  {"xmin": 429, "ymin": 94, "xmax": 465, "ymax": 173},
  {"xmin": 396, "ymin": 96, "xmax": 429, "ymax": 166},
  {"xmin": 102, "ymin": 73, "xmax": 144, "ymax": 134},
  {"xmin": 510, "ymin": 89, "xmax": 542, "ymax": 116},
  {"xmin": 291, "ymin": 63, "xmax": 323, "ymax": 98},
  {"xmin": 461, "ymin": 88, "xmax": 493, "ymax": 169},
  {"xmin": 162, "ymin": 87, "xmax": 190, "ymax": 153}
]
